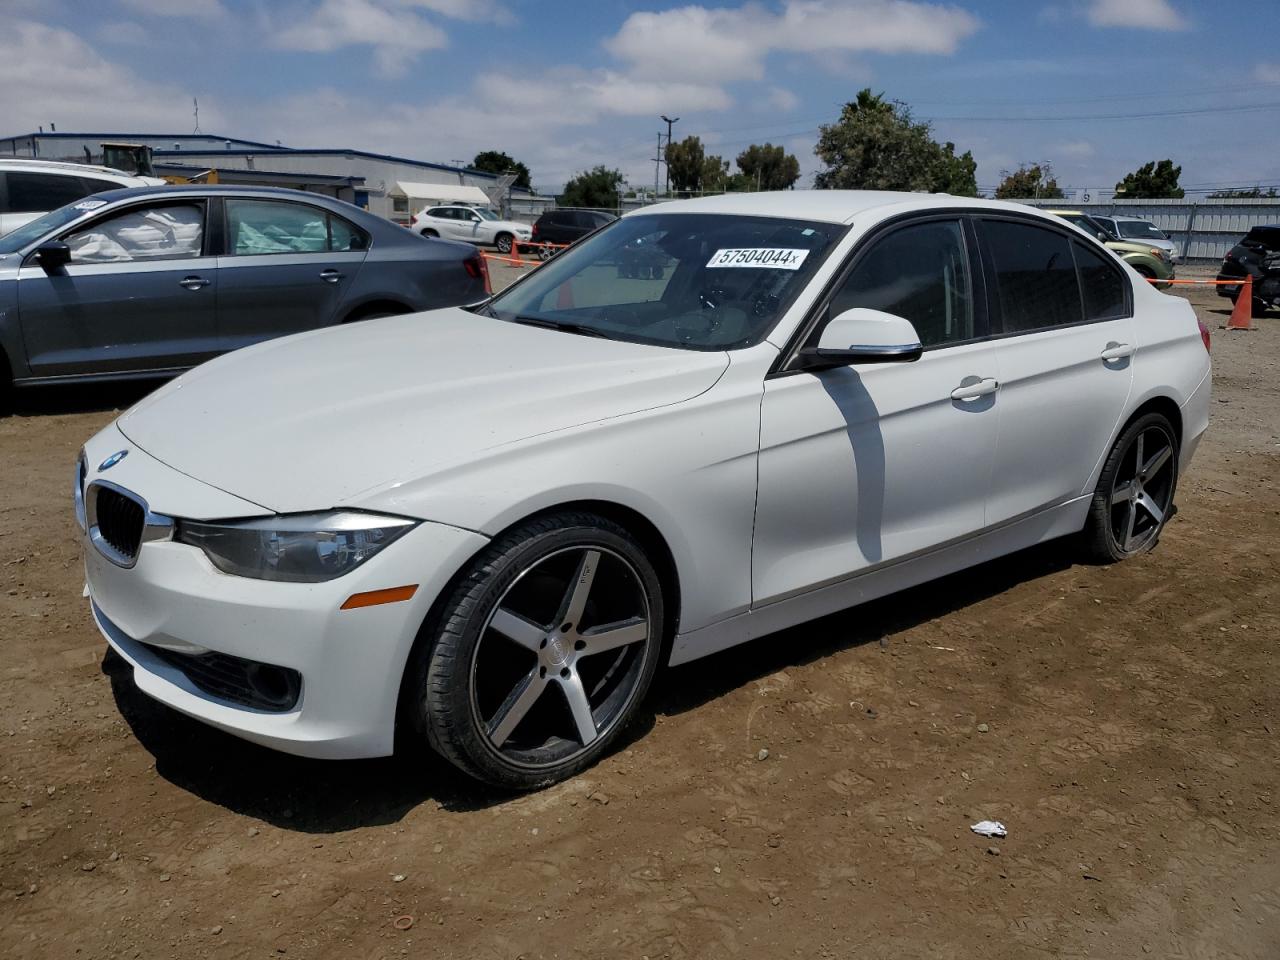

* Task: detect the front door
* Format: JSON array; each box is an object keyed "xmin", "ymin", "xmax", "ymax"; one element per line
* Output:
[
  {"xmin": 752, "ymin": 218, "xmax": 1000, "ymax": 605},
  {"xmin": 17, "ymin": 199, "xmax": 217, "ymax": 378},
  {"xmin": 215, "ymin": 198, "xmax": 368, "ymax": 350},
  {"xmin": 974, "ymin": 217, "xmax": 1135, "ymax": 525}
]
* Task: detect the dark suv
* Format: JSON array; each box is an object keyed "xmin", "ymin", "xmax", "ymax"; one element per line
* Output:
[
  {"xmin": 1217, "ymin": 224, "xmax": 1280, "ymax": 314},
  {"xmin": 531, "ymin": 209, "xmax": 616, "ymax": 247}
]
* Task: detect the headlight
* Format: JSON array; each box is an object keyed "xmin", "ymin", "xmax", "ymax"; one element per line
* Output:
[{"xmin": 176, "ymin": 511, "xmax": 417, "ymax": 582}]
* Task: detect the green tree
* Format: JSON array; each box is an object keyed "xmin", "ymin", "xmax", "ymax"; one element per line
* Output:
[
  {"xmin": 559, "ymin": 166, "xmax": 625, "ymax": 209},
  {"xmin": 1114, "ymin": 159, "xmax": 1184, "ymax": 199},
  {"xmin": 471, "ymin": 150, "xmax": 532, "ymax": 191},
  {"xmin": 1208, "ymin": 185, "xmax": 1277, "ymax": 199},
  {"xmin": 994, "ymin": 163, "xmax": 1064, "ymax": 199},
  {"xmin": 701, "ymin": 153, "xmax": 730, "ymax": 192},
  {"xmin": 664, "ymin": 136, "xmax": 730, "ymax": 193},
  {"xmin": 814, "ymin": 89, "xmax": 978, "ymax": 196},
  {"xmin": 735, "ymin": 143, "xmax": 801, "ymax": 191}
]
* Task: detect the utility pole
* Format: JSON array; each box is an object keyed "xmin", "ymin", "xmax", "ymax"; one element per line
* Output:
[
  {"xmin": 660, "ymin": 114, "xmax": 679, "ymax": 196},
  {"xmin": 652, "ymin": 132, "xmax": 662, "ymax": 202}
]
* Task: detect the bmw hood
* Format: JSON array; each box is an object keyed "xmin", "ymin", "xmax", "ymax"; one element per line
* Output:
[{"xmin": 116, "ymin": 308, "xmax": 729, "ymax": 513}]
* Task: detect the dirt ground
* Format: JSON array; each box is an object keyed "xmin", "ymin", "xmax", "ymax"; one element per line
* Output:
[{"xmin": 2, "ymin": 266, "xmax": 1278, "ymax": 960}]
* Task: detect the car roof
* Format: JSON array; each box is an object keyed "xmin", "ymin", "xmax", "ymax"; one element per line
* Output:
[
  {"xmin": 1112, "ymin": 215, "xmax": 1155, "ymax": 222},
  {"xmin": 0, "ymin": 157, "xmax": 146, "ymax": 180},
  {"xmin": 632, "ymin": 190, "xmax": 1057, "ymax": 225}
]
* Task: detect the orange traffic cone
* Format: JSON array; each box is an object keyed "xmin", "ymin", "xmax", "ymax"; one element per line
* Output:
[
  {"xmin": 509, "ymin": 238, "xmax": 523, "ymax": 265},
  {"xmin": 1226, "ymin": 274, "xmax": 1254, "ymax": 331}
]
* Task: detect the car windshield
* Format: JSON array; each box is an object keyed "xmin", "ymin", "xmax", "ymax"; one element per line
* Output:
[
  {"xmin": 473, "ymin": 208, "xmax": 500, "ymax": 221},
  {"xmin": 481, "ymin": 212, "xmax": 846, "ymax": 351},
  {"xmin": 1117, "ymin": 220, "xmax": 1167, "ymax": 241},
  {"xmin": 0, "ymin": 201, "xmax": 97, "ymax": 254}
]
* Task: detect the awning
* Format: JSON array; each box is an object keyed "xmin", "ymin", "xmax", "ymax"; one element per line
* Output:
[{"xmin": 392, "ymin": 181, "xmax": 490, "ymax": 205}]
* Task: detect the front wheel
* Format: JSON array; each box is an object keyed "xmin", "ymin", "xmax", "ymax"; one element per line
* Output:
[
  {"xmin": 1082, "ymin": 413, "xmax": 1178, "ymax": 562},
  {"xmin": 494, "ymin": 232, "xmax": 514, "ymax": 255},
  {"xmin": 412, "ymin": 512, "xmax": 665, "ymax": 790}
]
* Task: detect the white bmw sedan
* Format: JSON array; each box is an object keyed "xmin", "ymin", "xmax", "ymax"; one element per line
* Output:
[{"xmin": 77, "ymin": 192, "xmax": 1211, "ymax": 790}]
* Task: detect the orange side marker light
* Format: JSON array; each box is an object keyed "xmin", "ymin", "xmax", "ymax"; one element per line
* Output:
[{"xmin": 340, "ymin": 585, "xmax": 418, "ymax": 610}]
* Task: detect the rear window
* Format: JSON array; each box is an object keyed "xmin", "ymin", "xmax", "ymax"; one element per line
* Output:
[
  {"xmin": 4, "ymin": 171, "xmax": 91, "ymax": 213},
  {"xmin": 1073, "ymin": 241, "xmax": 1127, "ymax": 321},
  {"xmin": 1244, "ymin": 226, "xmax": 1280, "ymax": 250}
]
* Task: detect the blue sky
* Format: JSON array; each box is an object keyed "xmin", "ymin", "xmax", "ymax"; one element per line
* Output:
[{"xmin": 3, "ymin": 0, "xmax": 1278, "ymax": 197}]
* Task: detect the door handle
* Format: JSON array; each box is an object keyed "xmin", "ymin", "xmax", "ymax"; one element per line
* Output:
[
  {"xmin": 1100, "ymin": 341, "xmax": 1134, "ymax": 361},
  {"xmin": 319, "ymin": 269, "xmax": 345, "ymax": 283},
  {"xmin": 178, "ymin": 276, "xmax": 210, "ymax": 290},
  {"xmin": 951, "ymin": 377, "xmax": 999, "ymax": 401}
]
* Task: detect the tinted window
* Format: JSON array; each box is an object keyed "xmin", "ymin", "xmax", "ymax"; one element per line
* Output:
[
  {"xmin": 980, "ymin": 219, "xmax": 1082, "ymax": 333},
  {"xmin": 79, "ymin": 177, "xmax": 125, "ymax": 196},
  {"xmin": 425, "ymin": 207, "xmax": 449, "ymax": 218},
  {"xmin": 1244, "ymin": 226, "xmax": 1280, "ymax": 250},
  {"xmin": 1073, "ymin": 241, "xmax": 1126, "ymax": 321},
  {"xmin": 65, "ymin": 203, "xmax": 204, "ymax": 263},
  {"xmin": 6, "ymin": 172, "xmax": 89, "ymax": 213},
  {"xmin": 828, "ymin": 219, "xmax": 974, "ymax": 348},
  {"xmin": 227, "ymin": 200, "xmax": 329, "ymax": 255}
]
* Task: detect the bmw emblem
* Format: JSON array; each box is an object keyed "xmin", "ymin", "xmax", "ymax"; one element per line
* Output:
[{"xmin": 99, "ymin": 450, "xmax": 129, "ymax": 472}]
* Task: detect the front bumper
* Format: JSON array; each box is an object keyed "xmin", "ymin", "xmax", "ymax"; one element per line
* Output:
[{"xmin": 81, "ymin": 428, "xmax": 488, "ymax": 759}]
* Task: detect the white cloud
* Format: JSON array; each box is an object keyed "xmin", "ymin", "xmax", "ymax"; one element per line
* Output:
[
  {"xmin": 607, "ymin": 1, "xmax": 980, "ymax": 85},
  {"xmin": 1254, "ymin": 62, "xmax": 1280, "ymax": 83},
  {"xmin": 97, "ymin": 20, "xmax": 150, "ymax": 45},
  {"xmin": 272, "ymin": 0, "xmax": 449, "ymax": 77},
  {"xmin": 0, "ymin": 20, "xmax": 218, "ymax": 133},
  {"xmin": 1085, "ymin": 0, "xmax": 1188, "ymax": 31},
  {"xmin": 1051, "ymin": 139, "xmax": 1095, "ymax": 158},
  {"xmin": 397, "ymin": 0, "xmax": 515, "ymax": 24},
  {"xmin": 767, "ymin": 87, "xmax": 800, "ymax": 111},
  {"xmin": 117, "ymin": 0, "xmax": 228, "ymax": 19}
]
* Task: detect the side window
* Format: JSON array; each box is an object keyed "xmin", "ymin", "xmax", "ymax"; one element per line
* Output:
[
  {"xmin": 827, "ymin": 219, "xmax": 974, "ymax": 348},
  {"xmin": 329, "ymin": 214, "xmax": 369, "ymax": 251},
  {"xmin": 7, "ymin": 172, "xmax": 90, "ymax": 213},
  {"xmin": 1073, "ymin": 241, "xmax": 1127, "ymax": 321},
  {"xmin": 979, "ymin": 219, "xmax": 1083, "ymax": 333},
  {"xmin": 424, "ymin": 207, "xmax": 448, "ymax": 218},
  {"xmin": 64, "ymin": 203, "xmax": 204, "ymax": 263},
  {"xmin": 79, "ymin": 177, "xmax": 125, "ymax": 196},
  {"xmin": 226, "ymin": 200, "xmax": 329, "ymax": 255}
]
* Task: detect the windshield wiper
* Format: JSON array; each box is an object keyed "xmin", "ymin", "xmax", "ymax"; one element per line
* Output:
[{"xmin": 508, "ymin": 316, "xmax": 609, "ymax": 339}]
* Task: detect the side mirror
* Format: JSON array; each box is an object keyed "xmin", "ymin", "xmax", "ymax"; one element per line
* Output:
[
  {"xmin": 1096, "ymin": 231, "xmax": 1109, "ymax": 242},
  {"xmin": 35, "ymin": 241, "xmax": 72, "ymax": 271},
  {"xmin": 797, "ymin": 307, "xmax": 923, "ymax": 370}
]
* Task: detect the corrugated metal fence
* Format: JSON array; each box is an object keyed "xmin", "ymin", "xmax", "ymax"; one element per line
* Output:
[{"xmin": 1019, "ymin": 198, "xmax": 1280, "ymax": 262}]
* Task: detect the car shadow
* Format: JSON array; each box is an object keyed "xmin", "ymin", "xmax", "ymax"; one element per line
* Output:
[
  {"xmin": 6, "ymin": 380, "xmax": 162, "ymax": 418},
  {"xmin": 103, "ymin": 538, "xmax": 1074, "ymax": 832},
  {"xmin": 649, "ymin": 539, "xmax": 1074, "ymax": 719}
]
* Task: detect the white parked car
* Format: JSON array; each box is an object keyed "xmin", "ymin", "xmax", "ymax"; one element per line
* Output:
[
  {"xmin": 1093, "ymin": 214, "xmax": 1181, "ymax": 263},
  {"xmin": 410, "ymin": 203, "xmax": 531, "ymax": 253},
  {"xmin": 0, "ymin": 158, "xmax": 164, "ymax": 236},
  {"xmin": 78, "ymin": 191, "xmax": 1211, "ymax": 790}
]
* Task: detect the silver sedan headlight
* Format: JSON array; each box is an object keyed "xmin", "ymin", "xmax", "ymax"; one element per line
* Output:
[{"xmin": 176, "ymin": 511, "xmax": 417, "ymax": 582}]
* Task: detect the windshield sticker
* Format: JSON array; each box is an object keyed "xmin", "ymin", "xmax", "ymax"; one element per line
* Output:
[
  {"xmin": 72, "ymin": 199, "xmax": 108, "ymax": 211},
  {"xmin": 706, "ymin": 248, "xmax": 809, "ymax": 270}
]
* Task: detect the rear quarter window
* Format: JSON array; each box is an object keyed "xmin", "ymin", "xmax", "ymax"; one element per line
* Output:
[{"xmin": 979, "ymin": 219, "xmax": 1084, "ymax": 333}]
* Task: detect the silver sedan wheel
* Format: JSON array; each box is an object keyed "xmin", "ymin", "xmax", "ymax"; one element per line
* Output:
[
  {"xmin": 1108, "ymin": 423, "xmax": 1176, "ymax": 554},
  {"xmin": 469, "ymin": 545, "xmax": 653, "ymax": 769}
]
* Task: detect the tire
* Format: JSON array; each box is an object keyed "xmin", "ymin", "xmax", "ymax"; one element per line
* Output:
[
  {"xmin": 494, "ymin": 233, "xmax": 514, "ymax": 255},
  {"xmin": 1082, "ymin": 412, "xmax": 1178, "ymax": 563},
  {"xmin": 420, "ymin": 229, "xmax": 439, "ymax": 238},
  {"xmin": 411, "ymin": 511, "xmax": 665, "ymax": 790}
]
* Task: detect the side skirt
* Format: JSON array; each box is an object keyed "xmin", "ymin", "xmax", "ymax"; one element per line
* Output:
[{"xmin": 668, "ymin": 495, "xmax": 1091, "ymax": 666}]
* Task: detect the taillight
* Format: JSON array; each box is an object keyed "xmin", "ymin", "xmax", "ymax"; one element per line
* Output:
[
  {"xmin": 463, "ymin": 252, "xmax": 491, "ymax": 295},
  {"xmin": 531, "ymin": 222, "xmax": 539, "ymax": 239},
  {"xmin": 1197, "ymin": 318, "xmax": 1211, "ymax": 353}
]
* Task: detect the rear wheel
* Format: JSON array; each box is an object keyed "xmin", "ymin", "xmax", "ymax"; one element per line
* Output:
[
  {"xmin": 1083, "ymin": 413, "xmax": 1178, "ymax": 563},
  {"xmin": 420, "ymin": 229, "xmax": 439, "ymax": 238},
  {"xmin": 412, "ymin": 511, "xmax": 664, "ymax": 790}
]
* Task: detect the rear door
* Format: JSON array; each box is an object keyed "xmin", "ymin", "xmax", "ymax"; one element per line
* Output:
[
  {"xmin": 976, "ymin": 216, "xmax": 1134, "ymax": 525},
  {"xmin": 214, "ymin": 197, "xmax": 369, "ymax": 350},
  {"xmin": 16, "ymin": 198, "xmax": 217, "ymax": 377}
]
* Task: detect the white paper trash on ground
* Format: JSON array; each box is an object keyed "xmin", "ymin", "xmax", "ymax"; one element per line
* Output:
[{"xmin": 970, "ymin": 820, "xmax": 1007, "ymax": 838}]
